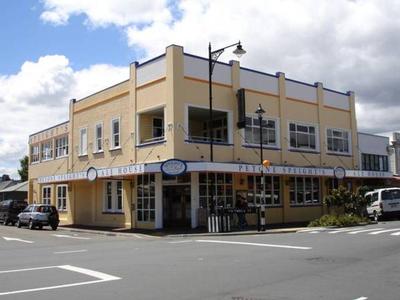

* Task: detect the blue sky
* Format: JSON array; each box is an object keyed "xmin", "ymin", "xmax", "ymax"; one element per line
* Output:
[{"xmin": 0, "ymin": 0, "xmax": 399, "ymax": 178}]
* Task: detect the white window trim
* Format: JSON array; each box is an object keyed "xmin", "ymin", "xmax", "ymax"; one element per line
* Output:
[
  {"xmin": 103, "ymin": 181, "xmax": 123, "ymax": 213},
  {"xmin": 184, "ymin": 103, "xmax": 233, "ymax": 144},
  {"xmin": 41, "ymin": 139, "xmax": 54, "ymax": 161},
  {"xmin": 94, "ymin": 122, "xmax": 104, "ymax": 153},
  {"xmin": 56, "ymin": 184, "xmax": 68, "ymax": 212},
  {"xmin": 55, "ymin": 135, "xmax": 69, "ymax": 159},
  {"xmin": 136, "ymin": 104, "xmax": 167, "ymax": 146},
  {"xmin": 325, "ymin": 127, "xmax": 352, "ymax": 155},
  {"xmin": 42, "ymin": 185, "xmax": 52, "ymax": 205},
  {"xmin": 110, "ymin": 117, "xmax": 121, "ymax": 150},
  {"xmin": 79, "ymin": 127, "xmax": 88, "ymax": 156},
  {"xmin": 287, "ymin": 120, "xmax": 320, "ymax": 152},
  {"xmin": 31, "ymin": 144, "xmax": 40, "ymax": 164},
  {"xmin": 242, "ymin": 114, "xmax": 280, "ymax": 148}
]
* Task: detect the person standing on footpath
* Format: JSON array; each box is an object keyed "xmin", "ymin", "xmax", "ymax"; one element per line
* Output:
[{"xmin": 236, "ymin": 195, "xmax": 248, "ymax": 229}]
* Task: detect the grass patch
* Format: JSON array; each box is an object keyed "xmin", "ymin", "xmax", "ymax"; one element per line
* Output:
[{"xmin": 308, "ymin": 214, "xmax": 370, "ymax": 227}]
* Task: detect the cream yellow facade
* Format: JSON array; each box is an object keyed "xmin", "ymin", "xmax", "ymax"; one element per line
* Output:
[{"xmin": 28, "ymin": 45, "xmax": 392, "ymax": 230}]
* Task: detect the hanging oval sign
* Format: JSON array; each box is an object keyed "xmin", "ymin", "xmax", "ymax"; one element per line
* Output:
[
  {"xmin": 87, "ymin": 167, "xmax": 98, "ymax": 182},
  {"xmin": 161, "ymin": 159, "xmax": 187, "ymax": 176},
  {"xmin": 334, "ymin": 166, "xmax": 346, "ymax": 180}
]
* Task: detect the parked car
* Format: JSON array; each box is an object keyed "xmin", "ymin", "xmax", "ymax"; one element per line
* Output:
[
  {"xmin": 17, "ymin": 204, "xmax": 59, "ymax": 230},
  {"xmin": 0, "ymin": 199, "xmax": 28, "ymax": 226},
  {"xmin": 366, "ymin": 188, "xmax": 400, "ymax": 221}
]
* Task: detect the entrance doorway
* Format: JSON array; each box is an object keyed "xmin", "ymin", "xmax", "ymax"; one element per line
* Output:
[{"xmin": 163, "ymin": 185, "xmax": 191, "ymax": 228}]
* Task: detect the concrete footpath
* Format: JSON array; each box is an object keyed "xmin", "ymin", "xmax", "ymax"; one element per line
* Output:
[{"xmin": 58, "ymin": 225, "xmax": 309, "ymax": 238}]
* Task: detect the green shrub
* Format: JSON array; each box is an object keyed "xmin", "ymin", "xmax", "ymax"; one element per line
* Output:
[{"xmin": 308, "ymin": 214, "xmax": 370, "ymax": 227}]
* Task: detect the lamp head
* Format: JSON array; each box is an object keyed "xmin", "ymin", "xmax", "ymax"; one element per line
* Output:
[
  {"xmin": 233, "ymin": 42, "xmax": 246, "ymax": 58},
  {"xmin": 255, "ymin": 103, "xmax": 265, "ymax": 118}
]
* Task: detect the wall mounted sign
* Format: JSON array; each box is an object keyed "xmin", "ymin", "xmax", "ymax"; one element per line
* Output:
[
  {"xmin": 87, "ymin": 167, "xmax": 98, "ymax": 182},
  {"xmin": 161, "ymin": 159, "xmax": 187, "ymax": 176},
  {"xmin": 334, "ymin": 166, "xmax": 346, "ymax": 180}
]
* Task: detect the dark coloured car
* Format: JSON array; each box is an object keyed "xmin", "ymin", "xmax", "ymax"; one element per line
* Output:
[
  {"xmin": 17, "ymin": 204, "xmax": 59, "ymax": 230},
  {"xmin": 0, "ymin": 200, "xmax": 28, "ymax": 226}
]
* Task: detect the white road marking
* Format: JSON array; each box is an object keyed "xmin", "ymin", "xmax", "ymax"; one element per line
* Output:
[
  {"xmin": 347, "ymin": 228, "xmax": 384, "ymax": 234},
  {"xmin": 53, "ymin": 234, "xmax": 91, "ymax": 240},
  {"xmin": 133, "ymin": 234, "xmax": 144, "ymax": 239},
  {"xmin": 390, "ymin": 231, "xmax": 400, "ymax": 236},
  {"xmin": 0, "ymin": 265, "xmax": 120, "ymax": 296},
  {"xmin": 353, "ymin": 297, "xmax": 368, "ymax": 300},
  {"xmin": 54, "ymin": 250, "xmax": 88, "ymax": 254},
  {"xmin": 308, "ymin": 231, "xmax": 321, "ymax": 234},
  {"xmin": 168, "ymin": 240, "xmax": 193, "ymax": 244},
  {"xmin": 195, "ymin": 239, "xmax": 312, "ymax": 250},
  {"xmin": 298, "ymin": 228, "xmax": 325, "ymax": 232},
  {"xmin": 368, "ymin": 228, "xmax": 400, "ymax": 235},
  {"xmin": 328, "ymin": 228, "xmax": 363, "ymax": 234},
  {"xmin": 2, "ymin": 237, "xmax": 34, "ymax": 244}
]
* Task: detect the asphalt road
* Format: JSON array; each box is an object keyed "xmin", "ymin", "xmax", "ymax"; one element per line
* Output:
[{"xmin": 1, "ymin": 221, "xmax": 400, "ymax": 300}]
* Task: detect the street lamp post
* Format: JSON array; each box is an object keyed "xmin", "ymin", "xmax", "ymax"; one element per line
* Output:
[
  {"xmin": 255, "ymin": 104, "xmax": 266, "ymax": 231},
  {"xmin": 208, "ymin": 41, "xmax": 246, "ymax": 215}
]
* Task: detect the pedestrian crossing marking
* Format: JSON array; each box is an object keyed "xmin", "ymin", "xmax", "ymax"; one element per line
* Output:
[
  {"xmin": 368, "ymin": 228, "xmax": 400, "ymax": 235},
  {"xmin": 347, "ymin": 228, "xmax": 384, "ymax": 234},
  {"xmin": 390, "ymin": 231, "xmax": 400, "ymax": 236},
  {"xmin": 328, "ymin": 227, "xmax": 363, "ymax": 234}
]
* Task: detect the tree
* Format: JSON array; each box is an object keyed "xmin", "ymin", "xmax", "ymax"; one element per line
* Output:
[
  {"xmin": 324, "ymin": 185, "xmax": 372, "ymax": 217},
  {"xmin": 18, "ymin": 155, "xmax": 29, "ymax": 182}
]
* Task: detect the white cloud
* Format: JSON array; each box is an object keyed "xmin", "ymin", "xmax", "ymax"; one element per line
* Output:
[
  {"xmin": 0, "ymin": 55, "xmax": 128, "ymax": 178},
  {"xmin": 40, "ymin": 0, "xmax": 172, "ymax": 27}
]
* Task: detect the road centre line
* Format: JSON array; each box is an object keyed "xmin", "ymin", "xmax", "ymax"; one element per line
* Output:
[
  {"xmin": 0, "ymin": 265, "xmax": 121, "ymax": 296},
  {"xmin": 54, "ymin": 250, "xmax": 88, "ymax": 254},
  {"xmin": 195, "ymin": 240, "xmax": 312, "ymax": 250},
  {"xmin": 368, "ymin": 228, "xmax": 400, "ymax": 235},
  {"xmin": 53, "ymin": 234, "xmax": 91, "ymax": 240},
  {"xmin": 347, "ymin": 228, "xmax": 384, "ymax": 234}
]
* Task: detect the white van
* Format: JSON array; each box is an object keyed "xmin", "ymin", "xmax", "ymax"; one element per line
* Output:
[{"xmin": 366, "ymin": 188, "xmax": 400, "ymax": 221}]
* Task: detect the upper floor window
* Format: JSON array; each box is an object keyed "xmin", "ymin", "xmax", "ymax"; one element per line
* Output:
[
  {"xmin": 152, "ymin": 117, "xmax": 164, "ymax": 139},
  {"xmin": 362, "ymin": 154, "xmax": 389, "ymax": 172},
  {"xmin": 327, "ymin": 128, "xmax": 350, "ymax": 154},
  {"xmin": 94, "ymin": 123, "xmax": 103, "ymax": 152},
  {"xmin": 55, "ymin": 136, "xmax": 68, "ymax": 158},
  {"xmin": 188, "ymin": 106, "xmax": 230, "ymax": 144},
  {"xmin": 79, "ymin": 128, "xmax": 87, "ymax": 156},
  {"xmin": 41, "ymin": 140, "xmax": 53, "ymax": 161},
  {"xmin": 289, "ymin": 122, "xmax": 318, "ymax": 151},
  {"xmin": 244, "ymin": 115, "xmax": 278, "ymax": 147},
  {"xmin": 31, "ymin": 145, "xmax": 40, "ymax": 163},
  {"xmin": 111, "ymin": 118, "xmax": 120, "ymax": 149}
]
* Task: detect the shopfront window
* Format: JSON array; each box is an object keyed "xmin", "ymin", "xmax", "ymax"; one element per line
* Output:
[
  {"xmin": 137, "ymin": 174, "xmax": 155, "ymax": 222},
  {"xmin": 247, "ymin": 175, "xmax": 280, "ymax": 206},
  {"xmin": 289, "ymin": 177, "xmax": 320, "ymax": 205},
  {"xmin": 57, "ymin": 185, "xmax": 67, "ymax": 211},
  {"xmin": 42, "ymin": 186, "xmax": 51, "ymax": 204},
  {"xmin": 103, "ymin": 181, "xmax": 123, "ymax": 213},
  {"xmin": 199, "ymin": 173, "xmax": 233, "ymax": 209}
]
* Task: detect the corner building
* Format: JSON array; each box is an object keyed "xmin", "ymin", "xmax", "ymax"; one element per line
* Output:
[{"xmin": 28, "ymin": 45, "xmax": 392, "ymax": 229}]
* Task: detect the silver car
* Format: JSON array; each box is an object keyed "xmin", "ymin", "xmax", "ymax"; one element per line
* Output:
[{"xmin": 17, "ymin": 204, "xmax": 59, "ymax": 230}]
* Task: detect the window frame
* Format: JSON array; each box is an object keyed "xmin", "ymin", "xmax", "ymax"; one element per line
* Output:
[
  {"xmin": 288, "ymin": 121, "xmax": 319, "ymax": 152},
  {"xmin": 199, "ymin": 173, "xmax": 233, "ymax": 209},
  {"xmin": 152, "ymin": 117, "xmax": 165, "ymax": 141},
  {"xmin": 31, "ymin": 144, "xmax": 40, "ymax": 164},
  {"xmin": 326, "ymin": 127, "xmax": 351, "ymax": 155},
  {"xmin": 137, "ymin": 174, "xmax": 156, "ymax": 222},
  {"xmin": 55, "ymin": 135, "xmax": 69, "ymax": 158},
  {"xmin": 243, "ymin": 114, "xmax": 280, "ymax": 148},
  {"xmin": 41, "ymin": 140, "xmax": 54, "ymax": 161},
  {"xmin": 94, "ymin": 122, "xmax": 103, "ymax": 153},
  {"xmin": 42, "ymin": 186, "xmax": 52, "ymax": 205},
  {"xmin": 111, "ymin": 117, "xmax": 121, "ymax": 150},
  {"xmin": 289, "ymin": 176, "xmax": 321, "ymax": 206},
  {"xmin": 247, "ymin": 175, "xmax": 281, "ymax": 206},
  {"xmin": 56, "ymin": 184, "xmax": 67, "ymax": 212},
  {"xmin": 79, "ymin": 127, "xmax": 88, "ymax": 156},
  {"xmin": 103, "ymin": 180, "xmax": 123, "ymax": 213}
]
